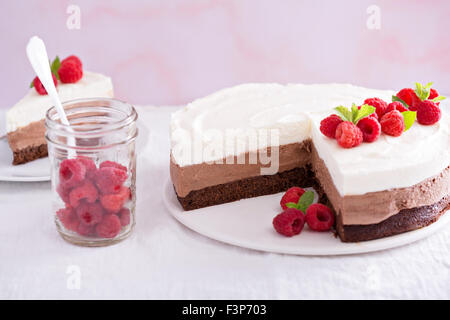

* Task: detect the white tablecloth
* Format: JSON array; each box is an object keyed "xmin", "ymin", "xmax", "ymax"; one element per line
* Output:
[{"xmin": 0, "ymin": 105, "xmax": 449, "ymax": 300}]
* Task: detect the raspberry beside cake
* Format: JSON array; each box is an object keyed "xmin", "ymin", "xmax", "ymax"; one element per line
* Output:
[
  {"xmin": 169, "ymin": 83, "xmax": 450, "ymax": 242},
  {"xmin": 6, "ymin": 62, "xmax": 113, "ymax": 165}
]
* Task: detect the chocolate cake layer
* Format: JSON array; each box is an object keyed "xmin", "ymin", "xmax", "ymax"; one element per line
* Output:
[
  {"xmin": 336, "ymin": 195, "xmax": 450, "ymax": 242},
  {"xmin": 176, "ymin": 166, "xmax": 315, "ymax": 210},
  {"xmin": 7, "ymin": 119, "xmax": 47, "ymax": 165}
]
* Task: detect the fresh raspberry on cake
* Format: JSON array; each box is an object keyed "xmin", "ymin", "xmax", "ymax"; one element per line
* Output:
[
  {"xmin": 356, "ymin": 117, "xmax": 381, "ymax": 143},
  {"xmin": 58, "ymin": 60, "xmax": 83, "ymax": 83},
  {"xmin": 305, "ymin": 203, "xmax": 335, "ymax": 231},
  {"xmin": 320, "ymin": 115, "xmax": 343, "ymax": 139},
  {"xmin": 94, "ymin": 166, "xmax": 128, "ymax": 194},
  {"xmin": 100, "ymin": 186, "xmax": 131, "ymax": 213},
  {"xmin": 59, "ymin": 158, "xmax": 86, "ymax": 188},
  {"xmin": 380, "ymin": 110, "xmax": 405, "ymax": 136},
  {"xmin": 62, "ymin": 55, "xmax": 82, "ymax": 69},
  {"xmin": 417, "ymin": 100, "xmax": 441, "ymax": 125},
  {"xmin": 69, "ymin": 180, "xmax": 99, "ymax": 207},
  {"xmin": 386, "ymin": 101, "xmax": 408, "ymax": 113},
  {"xmin": 33, "ymin": 74, "xmax": 58, "ymax": 95},
  {"xmin": 396, "ymin": 88, "xmax": 420, "ymax": 110},
  {"xmin": 364, "ymin": 98, "xmax": 388, "ymax": 119},
  {"xmin": 76, "ymin": 202, "xmax": 104, "ymax": 226},
  {"xmin": 118, "ymin": 208, "xmax": 131, "ymax": 226},
  {"xmin": 272, "ymin": 208, "xmax": 305, "ymax": 237},
  {"xmin": 335, "ymin": 121, "xmax": 363, "ymax": 148},
  {"xmin": 56, "ymin": 207, "xmax": 80, "ymax": 232},
  {"xmin": 280, "ymin": 187, "xmax": 306, "ymax": 210},
  {"xmin": 99, "ymin": 160, "xmax": 127, "ymax": 172},
  {"xmin": 96, "ymin": 214, "xmax": 122, "ymax": 238}
]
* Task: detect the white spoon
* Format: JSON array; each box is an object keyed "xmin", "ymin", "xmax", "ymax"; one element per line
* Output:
[{"xmin": 26, "ymin": 36, "xmax": 76, "ymax": 156}]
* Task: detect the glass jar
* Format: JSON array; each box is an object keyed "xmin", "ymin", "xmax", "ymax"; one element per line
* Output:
[{"xmin": 46, "ymin": 98, "xmax": 138, "ymax": 246}]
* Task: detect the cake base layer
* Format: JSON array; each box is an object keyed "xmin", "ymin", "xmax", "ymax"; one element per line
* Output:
[
  {"xmin": 336, "ymin": 195, "xmax": 450, "ymax": 242},
  {"xmin": 12, "ymin": 144, "xmax": 48, "ymax": 165},
  {"xmin": 176, "ymin": 166, "xmax": 316, "ymax": 211}
]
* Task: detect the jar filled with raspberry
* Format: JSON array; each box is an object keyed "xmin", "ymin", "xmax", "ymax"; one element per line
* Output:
[{"xmin": 46, "ymin": 98, "xmax": 138, "ymax": 246}]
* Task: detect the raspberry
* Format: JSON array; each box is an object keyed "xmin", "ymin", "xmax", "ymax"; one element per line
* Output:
[
  {"xmin": 364, "ymin": 98, "xmax": 388, "ymax": 119},
  {"xmin": 56, "ymin": 207, "xmax": 80, "ymax": 232},
  {"xmin": 61, "ymin": 55, "xmax": 82, "ymax": 69},
  {"xmin": 272, "ymin": 208, "xmax": 305, "ymax": 237},
  {"xmin": 100, "ymin": 187, "xmax": 131, "ymax": 213},
  {"xmin": 118, "ymin": 208, "xmax": 131, "ymax": 226},
  {"xmin": 356, "ymin": 117, "xmax": 381, "ymax": 143},
  {"xmin": 335, "ymin": 121, "xmax": 363, "ymax": 148},
  {"xmin": 96, "ymin": 214, "xmax": 122, "ymax": 238},
  {"xmin": 280, "ymin": 187, "xmax": 305, "ymax": 210},
  {"xmin": 94, "ymin": 167, "xmax": 128, "ymax": 194},
  {"xmin": 320, "ymin": 115, "xmax": 343, "ymax": 139},
  {"xmin": 99, "ymin": 161, "xmax": 127, "ymax": 172},
  {"xmin": 59, "ymin": 159, "xmax": 86, "ymax": 188},
  {"xmin": 77, "ymin": 223, "xmax": 95, "ymax": 237},
  {"xmin": 417, "ymin": 100, "xmax": 441, "ymax": 125},
  {"xmin": 380, "ymin": 110, "xmax": 405, "ymax": 136},
  {"xmin": 57, "ymin": 183, "xmax": 72, "ymax": 204},
  {"xmin": 76, "ymin": 202, "xmax": 104, "ymax": 226},
  {"xmin": 305, "ymin": 203, "xmax": 335, "ymax": 231},
  {"xmin": 396, "ymin": 88, "xmax": 420, "ymax": 110},
  {"xmin": 69, "ymin": 180, "xmax": 99, "ymax": 207},
  {"xmin": 58, "ymin": 60, "xmax": 83, "ymax": 83},
  {"xmin": 33, "ymin": 74, "xmax": 57, "ymax": 95},
  {"xmin": 77, "ymin": 156, "xmax": 97, "ymax": 179},
  {"xmin": 386, "ymin": 101, "xmax": 408, "ymax": 113},
  {"xmin": 429, "ymin": 88, "xmax": 439, "ymax": 100}
]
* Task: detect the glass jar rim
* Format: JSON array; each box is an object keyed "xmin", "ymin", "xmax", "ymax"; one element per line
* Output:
[{"xmin": 45, "ymin": 97, "xmax": 138, "ymax": 137}]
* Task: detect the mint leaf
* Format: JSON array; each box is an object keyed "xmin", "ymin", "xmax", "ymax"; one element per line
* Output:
[
  {"xmin": 296, "ymin": 191, "xmax": 314, "ymax": 213},
  {"xmin": 432, "ymin": 96, "xmax": 446, "ymax": 103},
  {"xmin": 50, "ymin": 56, "xmax": 61, "ymax": 80},
  {"xmin": 335, "ymin": 106, "xmax": 353, "ymax": 122},
  {"xmin": 351, "ymin": 103, "xmax": 359, "ymax": 121},
  {"xmin": 392, "ymin": 95, "xmax": 409, "ymax": 108},
  {"xmin": 415, "ymin": 82, "xmax": 431, "ymax": 101},
  {"xmin": 402, "ymin": 111, "xmax": 416, "ymax": 132},
  {"xmin": 354, "ymin": 104, "xmax": 376, "ymax": 124},
  {"xmin": 285, "ymin": 202, "xmax": 298, "ymax": 209},
  {"xmin": 30, "ymin": 80, "xmax": 34, "ymax": 88}
]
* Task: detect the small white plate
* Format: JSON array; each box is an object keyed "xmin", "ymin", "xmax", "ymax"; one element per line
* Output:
[
  {"xmin": 0, "ymin": 118, "xmax": 149, "ymax": 182},
  {"xmin": 163, "ymin": 179, "xmax": 450, "ymax": 256}
]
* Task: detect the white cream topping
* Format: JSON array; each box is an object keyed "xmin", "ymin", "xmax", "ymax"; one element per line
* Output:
[
  {"xmin": 6, "ymin": 71, "xmax": 113, "ymax": 132},
  {"xmin": 171, "ymin": 83, "xmax": 450, "ymax": 196}
]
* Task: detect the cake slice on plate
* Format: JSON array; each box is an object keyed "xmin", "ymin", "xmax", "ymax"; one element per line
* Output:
[
  {"xmin": 169, "ymin": 83, "xmax": 449, "ymax": 242},
  {"xmin": 6, "ymin": 55, "xmax": 113, "ymax": 165}
]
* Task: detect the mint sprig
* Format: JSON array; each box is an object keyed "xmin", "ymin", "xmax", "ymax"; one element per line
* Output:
[
  {"xmin": 285, "ymin": 190, "xmax": 315, "ymax": 213},
  {"xmin": 414, "ymin": 82, "xmax": 433, "ymax": 101},
  {"xmin": 432, "ymin": 96, "xmax": 446, "ymax": 103},
  {"xmin": 30, "ymin": 56, "xmax": 60, "ymax": 88},
  {"xmin": 334, "ymin": 104, "xmax": 376, "ymax": 124}
]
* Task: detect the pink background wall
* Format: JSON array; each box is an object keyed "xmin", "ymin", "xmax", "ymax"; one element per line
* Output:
[{"xmin": 1, "ymin": 0, "xmax": 449, "ymax": 109}]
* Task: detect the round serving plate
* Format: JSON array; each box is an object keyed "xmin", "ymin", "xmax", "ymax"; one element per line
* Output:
[{"xmin": 163, "ymin": 179, "xmax": 450, "ymax": 256}]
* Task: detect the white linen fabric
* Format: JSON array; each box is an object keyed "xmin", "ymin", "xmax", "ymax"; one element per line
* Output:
[{"xmin": 0, "ymin": 105, "xmax": 449, "ymax": 300}]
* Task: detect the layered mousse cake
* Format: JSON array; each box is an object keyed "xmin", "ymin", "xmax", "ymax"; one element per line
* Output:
[
  {"xmin": 170, "ymin": 83, "xmax": 450, "ymax": 242},
  {"xmin": 6, "ymin": 55, "xmax": 113, "ymax": 164}
]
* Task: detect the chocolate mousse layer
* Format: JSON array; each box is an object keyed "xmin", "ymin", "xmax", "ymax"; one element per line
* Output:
[
  {"xmin": 171, "ymin": 140, "xmax": 312, "ymax": 198},
  {"xmin": 7, "ymin": 120, "xmax": 47, "ymax": 165}
]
